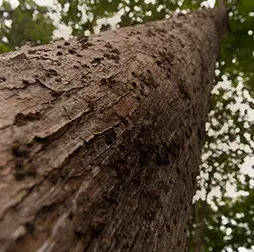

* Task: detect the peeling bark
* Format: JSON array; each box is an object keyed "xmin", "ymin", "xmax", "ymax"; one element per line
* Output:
[{"xmin": 0, "ymin": 7, "xmax": 227, "ymax": 252}]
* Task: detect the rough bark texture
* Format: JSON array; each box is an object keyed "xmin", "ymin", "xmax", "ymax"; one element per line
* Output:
[{"xmin": 0, "ymin": 7, "xmax": 227, "ymax": 252}]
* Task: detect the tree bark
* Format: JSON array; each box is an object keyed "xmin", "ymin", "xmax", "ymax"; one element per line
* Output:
[{"xmin": 0, "ymin": 6, "xmax": 227, "ymax": 252}]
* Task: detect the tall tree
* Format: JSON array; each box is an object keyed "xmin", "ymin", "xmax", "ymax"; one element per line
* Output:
[{"xmin": 0, "ymin": 3, "xmax": 228, "ymax": 252}]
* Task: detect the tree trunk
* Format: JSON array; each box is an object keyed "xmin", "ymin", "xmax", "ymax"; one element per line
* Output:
[{"xmin": 0, "ymin": 6, "xmax": 227, "ymax": 252}]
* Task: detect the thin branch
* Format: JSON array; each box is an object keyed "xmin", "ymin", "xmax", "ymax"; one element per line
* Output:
[
  {"xmin": 217, "ymin": 0, "xmax": 239, "ymax": 15},
  {"xmin": 218, "ymin": 0, "xmax": 226, "ymax": 9},
  {"xmin": 217, "ymin": 0, "xmax": 239, "ymax": 12}
]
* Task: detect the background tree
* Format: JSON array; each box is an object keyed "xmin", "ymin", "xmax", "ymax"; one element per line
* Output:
[{"xmin": 0, "ymin": 0, "xmax": 253, "ymax": 251}]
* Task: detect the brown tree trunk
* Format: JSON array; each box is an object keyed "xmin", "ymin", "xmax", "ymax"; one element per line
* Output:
[{"xmin": 0, "ymin": 6, "xmax": 227, "ymax": 252}]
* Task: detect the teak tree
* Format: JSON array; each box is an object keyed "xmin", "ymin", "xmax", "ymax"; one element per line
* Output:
[{"xmin": 0, "ymin": 2, "xmax": 229, "ymax": 252}]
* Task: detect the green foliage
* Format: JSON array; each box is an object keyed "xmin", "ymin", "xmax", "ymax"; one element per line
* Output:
[
  {"xmin": 56, "ymin": 0, "xmax": 201, "ymax": 35},
  {"xmin": 189, "ymin": 187, "xmax": 254, "ymax": 251},
  {"xmin": 0, "ymin": 0, "xmax": 55, "ymax": 53},
  {"xmin": 0, "ymin": 0, "xmax": 253, "ymax": 251},
  {"xmin": 220, "ymin": 0, "xmax": 254, "ymax": 92}
]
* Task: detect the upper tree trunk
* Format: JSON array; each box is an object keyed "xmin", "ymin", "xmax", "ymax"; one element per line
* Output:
[{"xmin": 0, "ymin": 6, "xmax": 227, "ymax": 252}]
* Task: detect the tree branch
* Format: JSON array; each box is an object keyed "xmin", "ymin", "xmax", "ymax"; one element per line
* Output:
[
  {"xmin": 217, "ymin": 0, "xmax": 239, "ymax": 12},
  {"xmin": 218, "ymin": 0, "xmax": 226, "ymax": 9}
]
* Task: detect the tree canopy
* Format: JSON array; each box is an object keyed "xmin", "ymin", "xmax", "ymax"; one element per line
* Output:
[{"xmin": 0, "ymin": 0, "xmax": 253, "ymax": 251}]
